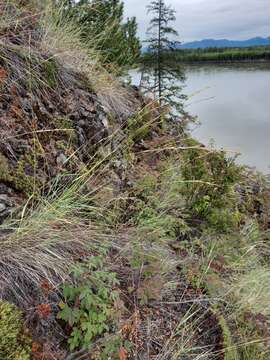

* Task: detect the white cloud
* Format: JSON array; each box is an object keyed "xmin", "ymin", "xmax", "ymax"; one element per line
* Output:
[{"xmin": 124, "ymin": 0, "xmax": 270, "ymax": 42}]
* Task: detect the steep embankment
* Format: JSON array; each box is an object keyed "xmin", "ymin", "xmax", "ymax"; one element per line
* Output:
[
  {"xmin": 1, "ymin": 2, "xmax": 270, "ymax": 360},
  {"xmin": 0, "ymin": 1, "xmax": 141, "ymax": 224}
]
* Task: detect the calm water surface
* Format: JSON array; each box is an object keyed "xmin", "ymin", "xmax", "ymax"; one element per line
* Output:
[
  {"xmin": 185, "ymin": 64, "xmax": 270, "ymax": 173},
  {"xmin": 131, "ymin": 64, "xmax": 270, "ymax": 173}
]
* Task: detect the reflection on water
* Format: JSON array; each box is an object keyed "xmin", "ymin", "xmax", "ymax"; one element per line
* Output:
[
  {"xmin": 184, "ymin": 64, "xmax": 270, "ymax": 173},
  {"xmin": 130, "ymin": 64, "xmax": 270, "ymax": 173}
]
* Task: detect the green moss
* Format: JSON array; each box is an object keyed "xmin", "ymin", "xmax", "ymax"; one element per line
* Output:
[
  {"xmin": 13, "ymin": 159, "xmax": 40, "ymax": 196},
  {"xmin": 127, "ymin": 105, "xmax": 159, "ymax": 142},
  {"xmin": 54, "ymin": 117, "xmax": 77, "ymax": 144},
  {"xmin": 206, "ymin": 208, "xmax": 242, "ymax": 233},
  {"xmin": 80, "ymin": 76, "xmax": 95, "ymax": 93},
  {"xmin": 0, "ymin": 301, "xmax": 31, "ymax": 360},
  {"xmin": 0, "ymin": 154, "xmax": 13, "ymax": 183},
  {"xmin": 134, "ymin": 174, "xmax": 158, "ymax": 197},
  {"xmin": 0, "ymin": 153, "xmax": 40, "ymax": 196},
  {"xmin": 55, "ymin": 116, "xmax": 73, "ymax": 130},
  {"xmin": 55, "ymin": 140, "xmax": 68, "ymax": 151},
  {"xmin": 238, "ymin": 343, "xmax": 268, "ymax": 360}
]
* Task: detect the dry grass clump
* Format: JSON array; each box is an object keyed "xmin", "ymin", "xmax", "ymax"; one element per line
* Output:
[
  {"xmin": 224, "ymin": 222, "xmax": 270, "ymax": 316},
  {"xmin": 0, "ymin": 0, "xmax": 139, "ymax": 119},
  {"xmin": 39, "ymin": 0, "xmax": 140, "ymax": 118},
  {"xmin": 0, "ymin": 183, "xmax": 111, "ymax": 304},
  {"xmin": 0, "ymin": 1, "xmax": 22, "ymax": 32},
  {"xmin": 235, "ymin": 267, "xmax": 270, "ymax": 315},
  {"xmin": 0, "ymin": 139, "xmax": 117, "ymax": 304},
  {"xmin": 0, "ymin": 94, "xmax": 162, "ymax": 304}
]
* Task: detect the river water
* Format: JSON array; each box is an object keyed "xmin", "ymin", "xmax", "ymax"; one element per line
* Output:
[{"xmin": 131, "ymin": 64, "xmax": 270, "ymax": 173}]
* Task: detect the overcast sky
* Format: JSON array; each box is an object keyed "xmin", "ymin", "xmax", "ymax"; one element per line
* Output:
[{"xmin": 124, "ymin": 0, "xmax": 270, "ymax": 43}]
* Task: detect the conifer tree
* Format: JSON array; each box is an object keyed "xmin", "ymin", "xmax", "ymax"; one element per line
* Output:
[
  {"xmin": 64, "ymin": 0, "xmax": 141, "ymax": 67},
  {"xmin": 142, "ymin": 0, "xmax": 186, "ymax": 118}
]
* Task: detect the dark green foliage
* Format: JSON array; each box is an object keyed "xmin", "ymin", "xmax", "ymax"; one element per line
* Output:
[
  {"xmin": 180, "ymin": 139, "xmax": 243, "ymax": 231},
  {"xmin": 58, "ymin": 255, "xmax": 119, "ymax": 351},
  {"xmin": 0, "ymin": 301, "xmax": 31, "ymax": 359},
  {"xmin": 141, "ymin": 0, "xmax": 186, "ymax": 118},
  {"xmin": 63, "ymin": 0, "xmax": 141, "ymax": 67},
  {"xmin": 175, "ymin": 46, "xmax": 270, "ymax": 63},
  {"xmin": 42, "ymin": 58, "xmax": 58, "ymax": 88}
]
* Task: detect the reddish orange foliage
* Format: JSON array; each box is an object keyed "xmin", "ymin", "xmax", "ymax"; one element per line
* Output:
[
  {"xmin": 118, "ymin": 346, "xmax": 128, "ymax": 360},
  {"xmin": 36, "ymin": 304, "xmax": 51, "ymax": 319},
  {"xmin": 40, "ymin": 279, "xmax": 53, "ymax": 293},
  {"xmin": 10, "ymin": 105, "xmax": 22, "ymax": 118},
  {"xmin": 32, "ymin": 341, "xmax": 41, "ymax": 353},
  {"xmin": 0, "ymin": 67, "xmax": 7, "ymax": 82}
]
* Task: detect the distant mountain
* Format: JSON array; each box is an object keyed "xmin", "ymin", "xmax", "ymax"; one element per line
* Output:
[{"xmin": 176, "ymin": 37, "xmax": 270, "ymax": 49}]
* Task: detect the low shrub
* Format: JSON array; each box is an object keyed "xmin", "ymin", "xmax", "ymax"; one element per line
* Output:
[
  {"xmin": 58, "ymin": 255, "xmax": 119, "ymax": 351},
  {"xmin": 180, "ymin": 139, "xmax": 243, "ymax": 231}
]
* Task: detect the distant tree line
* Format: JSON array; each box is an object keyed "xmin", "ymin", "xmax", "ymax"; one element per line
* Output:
[{"xmin": 174, "ymin": 46, "xmax": 270, "ymax": 63}]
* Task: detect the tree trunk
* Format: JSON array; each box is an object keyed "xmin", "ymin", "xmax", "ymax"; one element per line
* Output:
[{"xmin": 157, "ymin": 0, "xmax": 162, "ymax": 104}]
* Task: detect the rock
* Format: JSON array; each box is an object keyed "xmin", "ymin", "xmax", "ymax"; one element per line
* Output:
[
  {"xmin": 56, "ymin": 153, "xmax": 68, "ymax": 166},
  {"xmin": 0, "ymin": 202, "xmax": 7, "ymax": 213},
  {"xmin": 0, "ymin": 26, "xmax": 140, "ymax": 227},
  {"xmin": 0, "ymin": 203, "xmax": 7, "ymax": 213},
  {"xmin": 78, "ymin": 119, "xmax": 86, "ymax": 127},
  {"xmin": 0, "ymin": 194, "xmax": 11, "ymax": 207},
  {"xmin": 100, "ymin": 115, "xmax": 109, "ymax": 129},
  {"xmin": 0, "ymin": 194, "xmax": 8, "ymax": 202},
  {"xmin": 20, "ymin": 98, "xmax": 32, "ymax": 113}
]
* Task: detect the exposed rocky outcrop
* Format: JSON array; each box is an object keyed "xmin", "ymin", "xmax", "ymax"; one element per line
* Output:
[{"xmin": 0, "ymin": 23, "xmax": 141, "ymax": 224}]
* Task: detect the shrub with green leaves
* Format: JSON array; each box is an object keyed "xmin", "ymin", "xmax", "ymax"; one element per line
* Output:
[
  {"xmin": 180, "ymin": 139, "xmax": 242, "ymax": 231},
  {"xmin": 0, "ymin": 301, "xmax": 31, "ymax": 360},
  {"xmin": 58, "ymin": 255, "xmax": 119, "ymax": 351},
  {"xmin": 63, "ymin": 0, "xmax": 141, "ymax": 67}
]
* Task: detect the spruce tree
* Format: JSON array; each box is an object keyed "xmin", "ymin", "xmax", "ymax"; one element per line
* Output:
[{"xmin": 141, "ymin": 0, "xmax": 186, "ymax": 119}]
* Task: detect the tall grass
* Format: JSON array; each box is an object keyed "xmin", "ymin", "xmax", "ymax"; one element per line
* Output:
[
  {"xmin": 0, "ymin": 0, "xmax": 149, "ymax": 306},
  {"xmin": 1, "ymin": 2, "xmax": 270, "ymax": 358},
  {"xmin": 0, "ymin": 0, "xmax": 139, "ymax": 117},
  {"xmin": 0, "ymin": 168, "xmax": 110, "ymax": 304},
  {"xmin": 39, "ymin": 0, "xmax": 138, "ymax": 117},
  {"xmin": 0, "ymin": 91, "xmax": 162, "ymax": 305}
]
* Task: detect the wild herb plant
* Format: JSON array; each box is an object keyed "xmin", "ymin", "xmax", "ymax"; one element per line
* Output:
[{"xmin": 58, "ymin": 255, "xmax": 119, "ymax": 351}]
